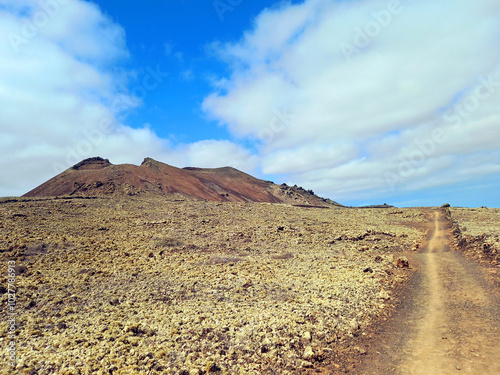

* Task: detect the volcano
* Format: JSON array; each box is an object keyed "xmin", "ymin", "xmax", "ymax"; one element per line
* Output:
[{"xmin": 23, "ymin": 157, "xmax": 340, "ymax": 206}]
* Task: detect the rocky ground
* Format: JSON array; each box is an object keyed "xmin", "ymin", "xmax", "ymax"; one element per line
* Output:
[
  {"xmin": 354, "ymin": 209, "xmax": 500, "ymax": 375},
  {"xmin": 0, "ymin": 197, "xmax": 428, "ymax": 374},
  {"xmin": 447, "ymin": 207, "xmax": 500, "ymax": 281}
]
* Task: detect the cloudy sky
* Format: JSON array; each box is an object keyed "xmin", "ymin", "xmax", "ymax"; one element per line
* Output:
[{"xmin": 1, "ymin": 0, "xmax": 499, "ymax": 207}]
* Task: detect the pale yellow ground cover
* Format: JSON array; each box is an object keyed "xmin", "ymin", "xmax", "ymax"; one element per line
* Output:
[{"xmin": 0, "ymin": 198, "xmax": 427, "ymax": 374}]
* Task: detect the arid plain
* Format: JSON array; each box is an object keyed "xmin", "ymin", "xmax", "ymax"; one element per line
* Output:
[
  {"xmin": 0, "ymin": 195, "xmax": 426, "ymax": 374},
  {"xmin": 1, "ymin": 197, "xmax": 499, "ymax": 374}
]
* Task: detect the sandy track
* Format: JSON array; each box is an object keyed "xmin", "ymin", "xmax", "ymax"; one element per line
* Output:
[{"xmin": 359, "ymin": 210, "xmax": 500, "ymax": 374}]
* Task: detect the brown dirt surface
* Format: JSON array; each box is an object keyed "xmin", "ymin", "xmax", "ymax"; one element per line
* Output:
[
  {"xmin": 0, "ymin": 198, "xmax": 426, "ymax": 374},
  {"xmin": 354, "ymin": 209, "xmax": 500, "ymax": 375}
]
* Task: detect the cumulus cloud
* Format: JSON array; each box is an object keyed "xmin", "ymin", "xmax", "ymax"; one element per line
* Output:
[
  {"xmin": 0, "ymin": 0, "xmax": 251, "ymax": 196},
  {"xmin": 181, "ymin": 140, "xmax": 259, "ymax": 173},
  {"xmin": 0, "ymin": 1, "xmax": 153, "ymax": 195},
  {"xmin": 203, "ymin": 0, "xmax": 500, "ymax": 204},
  {"xmin": 3, "ymin": 0, "xmax": 500, "ymax": 205}
]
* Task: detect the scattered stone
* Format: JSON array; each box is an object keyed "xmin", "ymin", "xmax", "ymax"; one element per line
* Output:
[
  {"xmin": 303, "ymin": 346, "xmax": 314, "ymax": 360},
  {"xmin": 349, "ymin": 319, "xmax": 360, "ymax": 331},
  {"xmin": 0, "ymin": 197, "xmax": 428, "ymax": 374},
  {"xmin": 301, "ymin": 360, "xmax": 314, "ymax": 368},
  {"xmin": 378, "ymin": 289, "xmax": 390, "ymax": 300},
  {"xmin": 395, "ymin": 256, "xmax": 409, "ymax": 268},
  {"xmin": 242, "ymin": 281, "xmax": 252, "ymax": 289},
  {"xmin": 205, "ymin": 361, "xmax": 221, "ymax": 373},
  {"xmin": 354, "ymin": 346, "xmax": 367, "ymax": 355}
]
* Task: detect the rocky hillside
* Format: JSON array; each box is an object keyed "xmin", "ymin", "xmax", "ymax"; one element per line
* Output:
[{"xmin": 23, "ymin": 157, "xmax": 340, "ymax": 206}]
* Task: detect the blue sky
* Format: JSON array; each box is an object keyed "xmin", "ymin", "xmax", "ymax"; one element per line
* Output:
[
  {"xmin": 1, "ymin": 0, "xmax": 499, "ymax": 207},
  {"xmin": 93, "ymin": 0, "xmax": 278, "ymax": 143}
]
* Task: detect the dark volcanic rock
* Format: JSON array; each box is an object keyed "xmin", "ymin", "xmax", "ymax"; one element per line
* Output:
[{"xmin": 72, "ymin": 157, "xmax": 112, "ymax": 170}]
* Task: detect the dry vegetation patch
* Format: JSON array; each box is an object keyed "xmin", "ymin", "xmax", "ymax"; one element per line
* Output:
[
  {"xmin": 448, "ymin": 207, "xmax": 500, "ymax": 276},
  {"xmin": 0, "ymin": 198, "xmax": 427, "ymax": 374}
]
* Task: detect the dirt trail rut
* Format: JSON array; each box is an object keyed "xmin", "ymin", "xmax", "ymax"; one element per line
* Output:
[{"xmin": 359, "ymin": 210, "xmax": 500, "ymax": 374}]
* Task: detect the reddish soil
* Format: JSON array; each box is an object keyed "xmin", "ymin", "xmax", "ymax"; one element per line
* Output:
[{"xmin": 23, "ymin": 157, "xmax": 333, "ymax": 206}]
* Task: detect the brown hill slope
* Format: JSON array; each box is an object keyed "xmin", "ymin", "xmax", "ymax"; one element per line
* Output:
[{"xmin": 24, "ymin": 157, "xmax": 340, "ymax": 206}]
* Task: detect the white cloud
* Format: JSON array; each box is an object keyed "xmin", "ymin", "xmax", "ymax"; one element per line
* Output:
[
  {"xmin": 203, "ymin": 0, "xmax": 500, "ymax": 204},
  {"xmin": 164, "ymin": 42, "xmax": 183, "ymax": 62},
  {"xmin": 2, "ymin": 0, "xmax": 500, "ymax": 206},
  {"xmin": 182, "ymin": 140, "xmax": 258, "ymax": 173},
  {"xmin": 0, "ymin": 0, "xmax": 155, "ymax": 195},
  {"xmin": 0, "ymin": 0, "xmax": 250, "ymax": 196},
  {"xmin": 263, "ymin": 143, "xmax": 357, "ymax": 175}
]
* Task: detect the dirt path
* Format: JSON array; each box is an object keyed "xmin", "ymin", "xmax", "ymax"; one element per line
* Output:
[{"xmin": 358, "ymin": 210, "xmax": 500, "ymax": 374}]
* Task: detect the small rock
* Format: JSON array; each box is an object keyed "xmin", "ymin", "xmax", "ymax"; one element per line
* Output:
[
  {"xmin": 205, "ymin": 361, "xmax": 221, "ymax": 373},
  {"xmin": 354, "ymin": 346, "xmax": 367, "ymax": 355},
  {"xmin": 301, "ymin": 360, "xmax": 313, "ymax": 368},
  {"xmin": 363, "ymin": 267, "xmax": 373, "ymax": 273},
  {"xmin": 378, "ymin": 289, "xmax": 390, "ymax": 300},
  {"xmin": 456, "ymin": 364, "xmax": 461, "ymax": 370},
  {"xmin": 349, "ymin": 319, "xmax": 359, "ymax": 330},
  {"xmin": 395, "ymin": 256, "xmax": 409, "ymax": 268},
  {"xmin": 302, "ymin": 331, "xmax": 311, "ymax": 341},
  {"xmin": 303, "ymin": 346, "xmax": 314, "ymax": 360},
  {"xmin": 242, "ymin": 282, "xmax": 252, "ymax": 289}
]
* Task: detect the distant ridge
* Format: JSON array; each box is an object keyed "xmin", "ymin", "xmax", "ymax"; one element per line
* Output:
[
  {"xmin": 357, "ymin": 203, "xmax": 395, "ymax": 209},
  {"xmin": 24, "ymin": 157, "xmax": 342, "ymax": 206}
]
